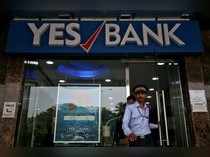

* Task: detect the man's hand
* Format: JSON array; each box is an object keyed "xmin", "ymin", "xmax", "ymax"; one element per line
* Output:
[
  {"xmin": 128, "ymin": 133, "xmax": 137, "ymax": 142},
  {"xmin": 149, "ymin": 123, "xmax": 158, "ymax": 129}
]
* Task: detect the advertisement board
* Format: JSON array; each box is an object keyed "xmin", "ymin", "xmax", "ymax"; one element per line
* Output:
[
  {"xmin": 6, "ymin": 19, "xmax": 203, "ymax": 55},
  {"xmin": 54, "ymin": 84, "xmax": 101, "ymax": 143}
]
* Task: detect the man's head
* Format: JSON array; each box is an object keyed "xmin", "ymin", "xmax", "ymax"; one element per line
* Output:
[
  {"xmin": 127, "ymin": 95, "xmax": 136, "ymax": 104},
  {"xmin": 132, "ymin": 84, "xmax": 148, "ymax": 104}
]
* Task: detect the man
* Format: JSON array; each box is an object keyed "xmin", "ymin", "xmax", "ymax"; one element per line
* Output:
[{"xmin": 122, "ymin": 85, "xmax": 158, "ymax": 146}]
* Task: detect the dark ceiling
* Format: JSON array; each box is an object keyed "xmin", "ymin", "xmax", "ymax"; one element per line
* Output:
[{"xmin": 1, "ymin": 0, "xmax": 210, "ymax": 28}]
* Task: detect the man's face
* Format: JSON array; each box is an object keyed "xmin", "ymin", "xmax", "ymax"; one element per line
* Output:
[{"xmin": 134, "ymin": 90, "xmax": 147, "ymax": 103}]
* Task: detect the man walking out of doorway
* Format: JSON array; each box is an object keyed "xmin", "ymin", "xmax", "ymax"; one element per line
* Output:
[{"xmin": 122, "ymin": 85, "xmax": 157, "ymax": 146}]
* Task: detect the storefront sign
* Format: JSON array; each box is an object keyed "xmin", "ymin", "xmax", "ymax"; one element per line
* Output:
[
  {"xmin": 2, "ymin": 102, "xmax": 16, "ymax": 118},
  {"xmin": 189, "ymin": 90, "xmax": 208, "ymax": 112},
  {"xmin": 54, "ymin": 84, "xmax": 101, "ymax": 143},
  {"xmin": 6, "ymin": 19, "xmax": 203, "ymax": 55}
]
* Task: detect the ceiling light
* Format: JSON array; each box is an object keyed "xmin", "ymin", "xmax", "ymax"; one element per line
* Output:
[
  {"xmin": 173, "ymin": 62, "xmax": 179, "ymax": 65},
  {"xmin": 24, "ymin": 60, "xmax": 39, "ymax": 65},
  {"xmin": 157, "ymin": 62, "xmax": 165, "ymax": 66},
  {"xmin": 110, "ymin": 102, "xmax": 114, "ymax": 106},
  {"xmin": 59, "ymin": 80, "xmax": 66, "ymax": 83},
  {"xmin": 46, "ymin": 60, "xmax": 54, "ymax": 65},
  {"xmin": 152, "ymin": 77, "xmax": 159, "ymax": 81},
  {"xmin": 147, "ymin": 96, "xmax": 152, "ymax": 99},
  {"xmin": 105, "ymin": 79, "xmax": 111, "ymax": 83},
  {"xmin": 120, "ymin": 13, "xmax": 133, "ymax": 19},
  {"xmin": 108, "ymin": 97, "xmax": 113, "ymax": 100},
  {"xmin": 149, "ymin": 88, "xmax": 155, "ymax": 91}
]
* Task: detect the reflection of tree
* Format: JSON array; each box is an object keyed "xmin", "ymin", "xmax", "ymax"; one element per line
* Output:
[
  {"xmin": 20, "ymin": 104, "xmax": 126, "ymax": 146},
  {"xmin": 20, "ymin": 106, "xmax": 56, "ymax": 147},
  {"xmin": 101, "ymin": 103, "xmax": 126, "ymax": 146},
  {"xmin": 113, "ymin": 102, "xmax": 127, "ymax": 145},
  {"xmin": 34, "ymin": 107, "xmax": 56, "ymax": 146},
  {"xmin": 18, "ymin": 116, "xmax": 33, "ymax": 146},
  {"xmin": 115, "ymin": 102, "xmax": 125, "ymax": 116},
  {"xmin": 101, "ymin": 107, "xmax": 116, "ymax": 126}
]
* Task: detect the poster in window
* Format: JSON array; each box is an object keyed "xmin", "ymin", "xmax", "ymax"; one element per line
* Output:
[{"xmin": 54, "ymin": 84, "xmax": 101, "ymax": 143}]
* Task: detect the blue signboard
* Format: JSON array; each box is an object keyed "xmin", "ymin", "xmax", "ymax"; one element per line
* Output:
[
  {"xmin": 54, "ymin": 84, "xmax": 101, "ymax": 143},
  {"xmin": 6, "ymin": 19, "xmax": 203, "ymax": 55}
]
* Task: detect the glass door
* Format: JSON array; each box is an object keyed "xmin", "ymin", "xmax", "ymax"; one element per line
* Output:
[{"xmin": 128, "ymin": 60, "xmax": 189, "ymax": 147}]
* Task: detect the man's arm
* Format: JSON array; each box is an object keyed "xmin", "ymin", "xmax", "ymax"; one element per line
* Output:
[
  {"xmin": 122, "ymin": 106, "xmax": 132, "ymax": 136},
  {"xmin": 122, "ymin": 106, "xmax": 137, "ymax": 141},
  {"xmin": 149, "ymin": 123, "xmax": 158, "ymax": 129}
]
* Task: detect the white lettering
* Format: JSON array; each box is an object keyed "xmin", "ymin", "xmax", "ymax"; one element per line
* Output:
[
  {"xmin": 27, "ymin": 23, "xmax": 49, "ymax": 46},
  {"xmin": 105, "ymin": 24, "xmax": 121, "ymax": 46},
  {"xmin": 121, "ymin": 24, "xmax": 142, "ymax": 46},
  {"xmin": 27, "ymin": 22, "xmax": 186, "ymax": 48},
  {"xmin": 143, "ymin": 23, "xmax": 163, "ymax": 46},
  {"xmin": 163, "ymin": 23, "xmax": 185, "ymax": 46},
  {"xmin": 49, "ymin": 23, "xmax": 65, "ymax": 46},
  {"xmin": 65, "ymin": 23, "xmax": 80, "ymax": 46}
]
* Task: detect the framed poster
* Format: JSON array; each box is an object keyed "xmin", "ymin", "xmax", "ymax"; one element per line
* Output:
[{"xmin": 54, "ymin": 84, "xmax": 101, "ymax": 143}]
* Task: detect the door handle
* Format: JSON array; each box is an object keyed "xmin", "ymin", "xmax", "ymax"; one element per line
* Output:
[
  {"xmin": 155, "ymin": 91, "xmax": 163, "ymax": 146},
  {"xmin": 161, "ymin": 90, "xmax": 170, "ymax": 146}
]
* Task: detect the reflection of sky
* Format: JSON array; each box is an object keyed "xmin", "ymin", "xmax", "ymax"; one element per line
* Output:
[
  {"xmin": 58, "ymin": 86, "xmax": 100, "ymax": 107},
  {"xmin": 27, "ymin": 86, "xmax": 126, "ymax": 117},
  {"xmin": 27, "ymin": 87, "xmax": 58, "ymax": 118},
  {"xmin": 101, "ymin": 87, "xmax": 126, "ymax": 112}
]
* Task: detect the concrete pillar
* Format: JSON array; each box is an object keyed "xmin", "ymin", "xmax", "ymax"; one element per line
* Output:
[{"xmin": 0, "ymin": 56, "xmax": 24, "ymax": 147}]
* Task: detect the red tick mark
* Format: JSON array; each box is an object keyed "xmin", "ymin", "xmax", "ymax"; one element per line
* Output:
[{"xmin": 80, "ymin": 21, "xmax": 105, "ymax": 53}]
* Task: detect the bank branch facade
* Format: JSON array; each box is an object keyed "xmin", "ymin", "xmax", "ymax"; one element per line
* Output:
[{"xmin": 0, "ymin": 17, "xmax": 210, "ymax": 147}]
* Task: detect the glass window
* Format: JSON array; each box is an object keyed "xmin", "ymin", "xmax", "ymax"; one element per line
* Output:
[{"xmin": 17, "ymin": 60, "xmax": 127, "ymax": 147}]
